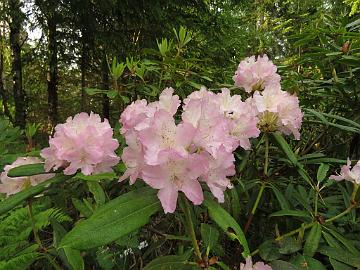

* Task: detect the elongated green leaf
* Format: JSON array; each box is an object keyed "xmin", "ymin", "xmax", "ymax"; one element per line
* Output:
[
  {"xmin": 317, "ymin": 164, "xmax": 329, "ymax": 182},
  {"xmin": 63, "ymin": 247, "xmax": 84, "ymax": 270},
  {"xmin": 303, "ymin": 223, "xmax": 322, "ymax": 257},
  {"xmin": 271, "ymin": 133, "xmax": 298, "ymax": 165},
  {"xmin": 60, "ymin": 188, "xmax": 160, "ymax": 250},
  {"xmin": 318, "ymin": 246, "xmax": 360, "ymax": 267},
  {"xmin": 143, "ymin": 254, "xmax": 193, "ymax": 270},
  {"xmin": 230, "ymin": 188, "xmax": 241, "ymax": 220},
  {"xmin": 270, "ymin": 133, "xmax": 314, "ymax": 187},
  {"xmin": 269, "ymin": 185, "xmax": 290, "ymax": 210},
  {"xmin": 270, "ymin": 260, "xmax": 300, "ymax": 270},
  {"xmin": 203, "ymin": 197, "xmax": 250, "ymax": 257},
  {"xmin": 279, "ymin": 237, "xmax": 302, "ymax": 254},
  {"xmin": 200, "ymin": 224, "xmax": 219, "ymax": 251},
  {"xmin": 0, "ymin": 175, "xmax": 71, "ymax": 215},
  {"xmin": 330, "ymin": 259, "xmax": 353, "ymax": 270},
  {"xmin": 7, "ymin": 163, "xmax": 46, "ymax": 177},
  {"xmin": 74, "ymin": 172, "xmax": 117, "ymax": 182},
  {"xmin": 87, "ymin": 182, "xmax": 106, "ymax": 207},
  {"xmin": 270, "ymin": 210, "xmax": 311, "ymax": 219},
  {"xmin": 324, "ymin": 227, "xmax": 360, "ymax": 254}
]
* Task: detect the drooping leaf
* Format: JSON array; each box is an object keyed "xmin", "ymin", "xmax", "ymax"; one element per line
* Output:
[
  {"xmin": 203, "ymin": 197, "xmax": 250, "ymax": 257},
  {"xmin": 303, "ymin": 223, "xmax": 322, "ymax": 257},
  {"xmin": 60, "ymin": 188, "xmax": 161, "ymax": 250}
]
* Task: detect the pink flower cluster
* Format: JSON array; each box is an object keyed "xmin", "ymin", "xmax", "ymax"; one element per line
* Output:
[
  {"xmin": 233, "ymin": 54, "xmax": 280, "ymax": 93},
  {"xmin": 41, "ymin": 112, "xmax": 120, "ymax": 175},
  {"xmin": 233, "ymin": 55, "xmax": 303, "ymax": 139},
  {"xmin": 240, "ymin": 257, "xmax": 272, "ymax": 270},
  {"xmin": 330, "ymin": 158, "xmax": 360, "ymax": 184},
  {"xmin": 119, "ymin": 87, "xmax": 260, "ymax": 213},
  {"xmin": 0, "ymin": 157, "xmax": 55, "ymax": 197}
]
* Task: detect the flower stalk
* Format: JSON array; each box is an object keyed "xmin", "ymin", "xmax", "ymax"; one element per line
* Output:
[{"xmin": 180, "ymin": 195, "xmax": 202, "ymax": 262}]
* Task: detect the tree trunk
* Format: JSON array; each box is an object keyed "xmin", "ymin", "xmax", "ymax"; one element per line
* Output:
[
  {"xmin": 47, "ymin": 16, "xmax": 58, "ymax": 126},
  {"xmin": 9, "ymin": 0, "xmax": 26, "ymax": 128},
  {"xmin": 0, "ymin": 28, "xmax": 13, "ymax": 123},
  {"xmin": 101, "ymin": 52, "xmax": 110, "ymax": 120}
]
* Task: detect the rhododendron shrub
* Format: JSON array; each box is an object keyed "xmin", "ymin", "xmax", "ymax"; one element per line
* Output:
[
  {"xmin": 41, "ymin": 112, "xmax": 120, "ymax": 175},
  {"xmin": 0, "ymin": 157, "xmax": 55, "ymax": 196},
  {"xmin": 1, "ymin": 53, "xmax": 360, "ymax": 270}
]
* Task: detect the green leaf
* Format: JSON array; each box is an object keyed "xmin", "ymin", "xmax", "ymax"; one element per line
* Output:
[
  {"xmin": 60, "ymin": 188, "xmax": 160, "ymax": 250},
  {"xmin": 270, "ymin": 210, "xmax": 311, "ymax": 219},
  {"xmin": 318, "ymin": 246, "xmax": 360, "ymax": 267},
  {"xmin": 303, "ymin": 223, "xmax": 322, "ymax": 257},
  {"xmin": 317, "ymin": 164, "xmax": 329, "ymax": 182},
  {"xmin": 143, "ymin": 252, "xmax": 193, "ymax": 270},
  {"xmin": 278, "ymin": 237, "xmax": 302, "ymax": 254},
  {"xmin": 0, "ymin": 175, "xmax": 71, "ymax": 215},
  {"xmin": 330, "ymin": 259, "xmax": 353, "ymax": 270},
  {"xmin": 71, "ymin": 198, "xmax": 93, "ymax": 218},
  {"xmin": 87, "ymin": 182, "xmax": 106, "ymax": 207},
  {"xmin": 230, "ymin": 188, "xmax": 241, "ymax": 220},
  {"xmin": 269, "ymin": 185, "xmax": 290, "ymax": 210},
  {"xmin": 7, "ymin": 163, "xmax": 46, "ymax": 177},
  {"xmin": 258, "ymin": 240, "xmax": 282, "ymax": 261},
  {"xmin": 270, "ymin": 260, "xmax": 300, "ymax": 270},
  {"xmin": 63, "ymin": 247, "xmax": 84, "ymax": 270},
  {"xmin": 200, "ymin": 224, "xmax": 219, "ymax": 251},
  {"xmin": 324, "ymin": 227, "xmax": 360, "ymax": 254},
  {"xmin": 203, "ymin": 197, "xmax": 250, "ymax": 257},
  {"xmin": 292, "ymin": 255, "xmax": 326, "ymax": 270},
  {"xmin": 271, "ymin": 132, "xmax": 298, "ymax": 165},
  {"xmin": 74, "ymin": 172, "xmax": 117, "ymax": 182}
]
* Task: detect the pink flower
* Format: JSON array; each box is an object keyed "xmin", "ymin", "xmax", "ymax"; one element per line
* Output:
[
  {"xmin": 149, "ymin": 87, "xmax": 180, "ymax": 116},
  {"xmin": 139, "ymin": 110, "xmax": 196, "ymax": 165},
  {"xmin": 141, "ymin": 151, "xmax": 208, "ymax": 213},
  {"xmin": 182, "ymin": 88, "xmax": 237, "ymax": 156},
  {"xmin": 217, "ymin": 88, "xmax": 260, "ymax": 149},
  {"xmin": 240, "ymin": 257, "xmax": 273, "ymax": 270},
  {"xmin": 200, "ymin": 147, "xmax": 235, "ymax": 203},
  {"xmin": 41, "ymin": 112, "xmax": 120, "ymax": 175},
  {"xmin": 120, "ymin": 99, "xmax": 155, "ymax": 134},
  {"xmin": 0, "ymin": 157, "xmax": 55, "ymax": 197},
  {"xmin": 233, "ymin": 54, "xmax": 281, "ymax": 93},
  {"xmin": 330, "ymin": 158, "xmax": 360, "ymax": 184},
  {"xmin": 252, "ymin": 88, "xmax": 303, "ymax": 139},
  {"xmin": 119, "ymin": 132, "xmax": 145, "ymax": 184}
]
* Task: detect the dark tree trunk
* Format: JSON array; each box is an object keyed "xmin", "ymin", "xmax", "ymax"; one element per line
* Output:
[
  {"xmin": 0, "ymin": 28, "xmax": 13, "ymax": 123},
  {"xmin": 101, "ymin": 52, "xmax": 110, "ymax": 120},
  {"xmin": 47, "ymin": 16, "xmax": 58, "ymax": 126},
  {"xmin": 9, "ymin": 0, "xmax": 26, "ymax": 128}
]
